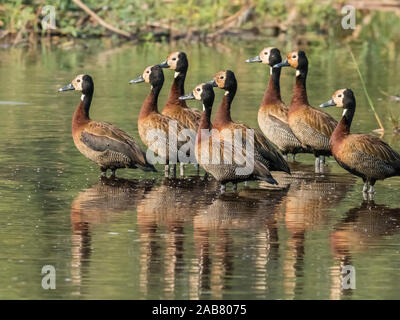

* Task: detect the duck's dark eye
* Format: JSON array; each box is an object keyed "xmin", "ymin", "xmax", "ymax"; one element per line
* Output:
[
  {"xmin": 146, "ymin": 71, "xmax": 150, "ymax": 73},
  {"xmin": 77, "ymin": 79, "xmax": 80, "ymax": 82},
  {"xmin": 196, "ymin": 88, "xmax": 200, "ymax": 92},
  {"xmin": 264, "ymin": 52, "xmax": 268, "ymax": 55},
  {"xmin": 220, "ymin": 76, "xmax": 223, "ymax": 79},
  {"xmin": 292, "ymin": 55, "xmax": 297, "ymax": 59},
  {"xmin": 338, "ymin": 95, "xmax": 342, "ymax": 98},
  {"xmin": 172, "ymin": 58, "xmax": 177, "ymax": 61}
]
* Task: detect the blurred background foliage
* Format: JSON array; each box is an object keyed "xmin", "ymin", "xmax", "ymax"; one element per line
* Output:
[{"xmin": 0, "ymin": 0, "xmax": 400, "ymax": 46}]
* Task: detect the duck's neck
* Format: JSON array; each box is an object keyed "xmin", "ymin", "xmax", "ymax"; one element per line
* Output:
[
  {"xmin": 332, "ymin": 105, "xmax": 355, "ymax": 144},
  {"xmin": 167, "ymin": 71, "xmax": 187, "ymax": 108},
  {"xmin": 197, "ymin": 105, "xmax": 212, "ymax": 144},
  {"xmin": 290, "ymin": 68, "xmax": 309, "ymax": 108},
  {"xmin": 214, "ymin": 87, "xmax": 236, "ymax": 127},
  {"xmin": 199, "ymin": 107, "xmax": 212, "ymax": 130},
  {"xmin": 139, "ymin": 84, "xmax": 162, "ymax": 119},
  {"xmin": 262, "ymin": 67, "xmax": 282, "ymax": 105},
  {"xmin": 73, "ymin": 93, "xmax": 92, "ymax": 127}
]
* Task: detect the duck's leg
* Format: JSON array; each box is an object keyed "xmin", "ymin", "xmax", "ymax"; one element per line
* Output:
[
  {"xmin": 180, "ymin": 163, "xmax": 184, "ymax": 177},
  {"xmin": 220, "ymin": 183, "xmax": 226, "ymax": 194},
  {"xmin": 164, "ymin": 164, "xmax": 169, "ymax": 178},
  {"xmin": 319, "ymin": 155, "xmax": 325, "ymax": 166},
  {"xmin": 314, "ymin": 156, "xmax": 320, "ymax": 173},
  {"xmin": 362, "ymin": 178, "xmax": 369, "ymax": 193},
  {"xmin": 171, "ymin": 164, "xmax": 177, "ymax": 177},
  {"xmin": 195, "ymin": 164, "xmax": 200, "ymax": 175},
  {"xmin": 101, "ymin": 168, "xmax": 107, "ymax": 177},
  {"xmin": 292, "ymin": 153, "xmax": 296, "ymax": 161},
  {"xmin": 368, "ymin": 179, "xmax": 376, "ymax": 195},
  {"xmin": 232, "ymin": 183, "xmax": 238, "ymax": 191}
]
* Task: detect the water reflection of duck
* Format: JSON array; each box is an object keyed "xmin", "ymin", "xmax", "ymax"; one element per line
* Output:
[
  {"xmin": 70, "ymin": 177, "xmax": 154, "ymax": 296},
  {"xmin": 329, "ymin": 201, "xmax": 400, "ymax": 299},
  {"xmin": 331, "ymin": 201, "xmax": 400, "ymax": 257},
  {"xmin": 136, "ymin": 177, "xmax": 218, "ymax": 298},
  {"xmin": 281, "ymin": 172, "xmax": 355, "ymax": 299},
  {"xmin": 190, "ymin": 188, "xmax": 288, "ymax": 299}
]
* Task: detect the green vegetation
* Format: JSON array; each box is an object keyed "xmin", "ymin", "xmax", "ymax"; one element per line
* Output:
[{"xmin": 1, "ymin": 0, "xmax": 400, "ymax": 46}]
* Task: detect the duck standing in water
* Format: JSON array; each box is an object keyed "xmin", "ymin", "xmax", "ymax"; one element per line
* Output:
[
  {"xmin": 180, "ymin": 83, "xmax": 278, "ymax": 192},
  {"xmin": 130, "ymin": 65, "xmax": 190, "ymax": 177},
  {"xmin": 246, "ymin": 47, "xmax": 310, "ymax": 160},
  {"xmin": 58, "ymin": 74, "xmax": 156, "ymax": 177},
  {"xmin": 274, "ymin": 51, "xmax": 337, "ymax": 173},
  {"xmin": 320, "ymin": 89, "xmax": 400, "ymax": 198},
  {"xmin": 158, "ymin": 51, "xmax": 201, "ymax": 175},
  {"xmin": 209, "ymin": 70, "xmax": 290, "ymax": 174},
  {"xmin": 58, "ymin": 74, "xmax": 156, "ymax": 176}
]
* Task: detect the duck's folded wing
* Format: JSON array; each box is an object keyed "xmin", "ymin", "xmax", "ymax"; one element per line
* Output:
[
  {"xmin": 82, "ymin": 122, "xmax": 152, "ymax": 169},
  {"xmin": 304, "ymin": 107, "xmax": 338, "ymax": 137},
  {"xmin": 348, "ymin": 134, "xmax": 400, "ymax": 166},
  {"xmin": 253, "ymin": 128, "xmax": 290, "ymax": 173}
]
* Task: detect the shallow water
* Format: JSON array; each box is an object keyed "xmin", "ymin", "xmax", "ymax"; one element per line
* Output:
[{"xmin": 0, "ymin": 40, "xmax": 400, "ymax": 299}]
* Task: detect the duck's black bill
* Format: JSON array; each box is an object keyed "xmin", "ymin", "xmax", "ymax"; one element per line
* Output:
[
  {"xmin": 58, "ymin": 83, "xmax": 74, "ymax": 92},
  {"xmin": 273, "ymin": 59, "xmax": 290, "ymax": 69},
  {"xmin": 207, "ymin": 80, "xmax": 218, "ymax": 87},
  {"xmin": 245, "ymin": 56, "xmax": 262, "ymax": 63},
  {"xmin": 158, "ymin": 61, "xmax": 169, "ymax": 68},
  {"xmin": 179, "ymin": 93, "xmax": 195, "ymax": 100},
  {"xmin": 319, "ymin": 99, "xmax": 336, "ymax": 108},
  {"xmin": 129, "ymin": 76, "xmax": 145, "ymax": 84}
]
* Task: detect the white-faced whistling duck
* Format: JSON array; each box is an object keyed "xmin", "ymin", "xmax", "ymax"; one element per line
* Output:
[
  {"xmin": 158, "ymin": 51, "xmax": 202, "ymax": 130},
  {"xmin": 180, "ymin": 83, "xmax": 278, "ymax": 192},
  {"xmin": 58, "ymin": 74, "xmax": 156, "ymax": 177},
  {"xmin": 158, "ymin": 51, "xmax": 201, "ymax": 175},
  {"xmin": 209, "ymin": 70, "xmax": 290, "ymax": 175},
  {"xmin": 320, "ymin": 89, "xmax": 400, "ymax": 198},
  {"xmin": 246, "ymin": 47, "xmax": 311, "ymax": 160},
  {"xmin": 129, "ymin": 65, "xmax": 188, "ymax": 178},
  {"xmin": 274, "ymin": 51, "xmax": 337, "ymax": 173}
]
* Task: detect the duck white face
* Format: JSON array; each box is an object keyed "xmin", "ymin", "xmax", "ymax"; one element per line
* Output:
[
  {"xmin": 193, "ymin": 84, "xmax": 204, "ymax": 101},
  {"xmin": 259, "ymin": 47, "xmax": 274, "ymax": 64},
  {"xmin": 71, "ymin": 74, "xmax": 84, "ymax": 91},
  {"xmin": 58, "ymin": 74, "xmax": 90, "ymax": 96},
  {"xmin": 320, "ymin": 88, "xmax": 352, "ymax": 115},
  {"xmin": 165, "ymin": 51, "xmax": 180, "ymax": 70},
  {"xmin": 142, "ymin": 66, "xmax": 153, "ymax": 83},
  {"xmin": 331, "ymin": 89, "xmax": 347, "ymax": 107},
  {"xmin": 214, "ymin": 71, "xmax": 227, "ymax": 89},
  {"xmin": 286, "ymin": 51, "xmax": 299, "ymax": 69}
]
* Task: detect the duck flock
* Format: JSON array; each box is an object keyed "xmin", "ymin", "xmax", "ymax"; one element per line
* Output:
[{"xmin": 58, "ymin": 47, "xmax": 400, "ymax": 198}]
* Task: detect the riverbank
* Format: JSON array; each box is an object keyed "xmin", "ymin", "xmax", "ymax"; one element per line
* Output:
[{"xmin": 1, "ymin": 0, "xmax": 400, "ymax": 48}]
